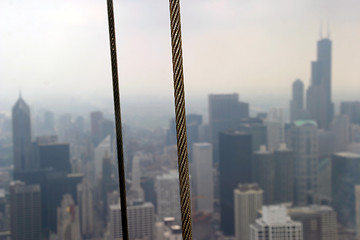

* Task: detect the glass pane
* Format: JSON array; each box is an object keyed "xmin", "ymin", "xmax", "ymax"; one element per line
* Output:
[{"xmin": 2, "ymin": 1, "xmax": 360, "ymax": 240}]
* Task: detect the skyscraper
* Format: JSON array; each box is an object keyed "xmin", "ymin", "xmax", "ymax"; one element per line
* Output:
[
  {"xmin": 106, "ymin": 201, "xmax": 154, "ymax": 240},
  {"xmin": 219, "ymin": 131, "xmax": 252, "ymax": 236},
  {"xmin": 274, "ymin": 144, "xmax": 294, "ymax": 204},
  {"xmin": 250, "ymin": 205, "xmax": 303, "ymax": 240},
  {"xmin": 10, "ymin": 181, "xmax": 41, "ymax": 240},
  {"xmin": 12, "ymin": 96, "xmax": 33, "ymax": 171},
  {"xmin": 37, "ymin": 142, "xmax": 71, "ymax": 173},
  {"xmin": 289, "ymin": 120, "xmax": 318, "ymax": 206},
  {"xmin": 253, "ymin": 146, "xmax": 275, "ymax": 204},
  {"xmin": 155, "ymin": 170, "xmax": 181, "ymax": 222},
  {"xmin": 340, "ymin": 101, "xmax": 360, "ymax": 124},
  {"xmin": 306, "ymin": 37, "xmax": 333, "ymax": 129},
  {"xmin": 332, "ymin": 152, "xmax": 360, "ymax": 228},
  {"xmin": 77, "ymin": 178, "xmax": 94, "ymax": 238},
  {"xmin": 57, "ymin": 194, "xmax": 81, "ymax": 240},
  {"xmin": 234, "ymin": 183, "xmax": 263, "ymax": 240},
  {"xmin": 290, "ymin": 79, "xmax": 307, "ymax": 123},
  {"xmin": 192, "ymin": 143, "xmax": 214, "ymax": 214},
  {"xmin": 208, "ymin": 93, "xmax": 249, "ymax": 161},
  {"xmin": 330, "ymin": 114, "xmax": 350, "ymax": 151}
]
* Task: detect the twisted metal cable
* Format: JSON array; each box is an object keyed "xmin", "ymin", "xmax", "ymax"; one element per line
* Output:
[
  {"xmin": 168, "ymin": 0, "xmax": 193, "ymax": 239},
  {"xmin": 106, "ymin": 0, "xmax": 129, "ymax": 239}
]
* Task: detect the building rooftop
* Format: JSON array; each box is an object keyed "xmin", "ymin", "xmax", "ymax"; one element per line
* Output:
[
  {"xmin": 235, "ymin": 183, "xmax": 263, "ymax": 194},
  {"xmin": 294, "ymin": 120, "xmax": 317, "ymax": 127},
  {"xmin": 333, "ymin": 152, "xmax": 360, "ymax": 159},
  {"xmin": 289, "ymin": 205, "xmax": 335, "ymax": 215}
]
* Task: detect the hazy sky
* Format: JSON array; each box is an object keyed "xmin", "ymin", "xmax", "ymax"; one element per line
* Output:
[{"xmin": 1, "ymin": 0, "xmax": 360, "ymax": 113}]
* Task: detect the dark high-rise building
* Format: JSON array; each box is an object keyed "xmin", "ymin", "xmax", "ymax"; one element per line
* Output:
[
  {"xmin": 12, "ymin": 96, "xmax": 33, "ymax": 171},
  {"xmin": 306, "ymin": 37, "xmax": 334, "ymax": 129},
  {"xmin": 290, "ymin": 79, "xmax": 308, "ymax": 122},
  {"xmin": 14, "ymin": 169, "xmax": 83, "ymax": 234},
  {"xmin": 332, "ymin": 152, "xmax": 360, "ymax": 228},
  {"xmin": 238, "ymin": 123, "xmax": 267, "ymax": 152},
  {"xmin": 253, "ymin": 146, "xmax": 274, "ymax": 204},
  {"xmin": 10, "ymin": 181, "xmax": 41, "ymax": 240},
  {"xmin": 186, "ymin": 114, "xmax": 202, "ymax": 155},
  {"xmin": 274, "ymin": 144, "xmax": 294, "ymax": 204},
  {"xmin": 38, "ymin": 143, "xmax": 71, "ymax": 173},
  {"xmin": 209, "ymin": 94, "xmax": 249, "ymax": 162},
  {"xmin": 219, "ymin": 131, "xmax": 252, "ymax": 236}
]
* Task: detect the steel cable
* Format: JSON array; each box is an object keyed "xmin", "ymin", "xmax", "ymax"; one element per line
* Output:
[
  {"xmin": 106, "ymin": 0, "xmax": 129, "ymax": 239},
  {"xmin": 168, "ymin": 0, "xmax": 193, "ymax": 239}
]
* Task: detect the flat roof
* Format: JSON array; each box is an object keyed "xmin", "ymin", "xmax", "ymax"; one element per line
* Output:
[{"xmin": 334, "ymin": 152, "xmax": 360, "ymax": 159}]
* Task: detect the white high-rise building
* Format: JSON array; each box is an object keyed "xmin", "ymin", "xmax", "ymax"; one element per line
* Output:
[
  {"xmin": 265, "ymin": 107, "xmax": 285, "ymax": 151},
  {"xmin": 106, "ymin": 201, "xmax": 154, "ymax": 240},
  {"xmin": 57, "ymin": 194, "xmax": 82, "ymax": 240},
  {"xmin": 77, "ymin": 178, "xmax": 94, "ymax": 237},
  {"xmin": 250, "ymin": 205, "xmax": 303, "ymax": 240},
  {"xmin": 234, "ymin": 184, "xmax": 263, "ymax": 240},
  {"xmin": 155, "ymin": 170, "xmax": 181, "ymax": 222},
  {"xmin": 192, "ymin": 143, "xmax": 214, "ymax": 213}
]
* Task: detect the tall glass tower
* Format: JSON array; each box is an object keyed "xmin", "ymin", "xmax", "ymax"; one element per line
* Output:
[
  {"xmin": 12, "ymin": 95, "xmax": 32, "ymax": 171},
  {"xmin": 307, "ymin": 37, "xmax": 334, "ymax": 129}
]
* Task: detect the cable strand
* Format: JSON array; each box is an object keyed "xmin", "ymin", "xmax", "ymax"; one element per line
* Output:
[
  {"xmin": 168, "ymin": 0, "xmax": 193, "ymax": 239},
  {"xmin": 106, "ymin": 0, "xmax": 129, "ymax": 239}
]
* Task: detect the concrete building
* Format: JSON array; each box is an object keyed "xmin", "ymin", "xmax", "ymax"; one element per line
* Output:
[
  {"xmin": 10, "ymin": 181, "xmax": 41, "ymax": 240},
  {"xmin": 57, "ymin": 194, "xmax": 81, "ymax": 240},
  {"xmin": 192, "ymin": 143, "xmax": 214, "ymax": 214},
  {"xmin": 290, "ymin": 79, "xmax": 307, "ymax": 123},
  {"xmin": 107, "ymin": 201, "xmax": 154, "ymax": 240},
  {"xmin": 155, "ymin": 170, "xmax": 181, "ymax": 222},
  {"xmin": 234, "ymin": 184, "xmax": 263, "ymax": 240},
  {"xmin": 77, "ymin": 178, "xmax": 94, "ymax": 237},
  {"xmin": 94, "ymin": 135, "xmax": 112, "ymax": 180},
  {"xmin": 289, "ymin": 120, "xmax": 318, "ymax": 206},
  {"xmin": 289, "ymin": 205, "xmax": 338, "ymax": 240},
  {"xmin": 250, "ymin": 205, "xmax": 303, "ymax": 240},
  {"xmin": 219, "ymin": 131, "xmax": 253, "ymax": 235}
]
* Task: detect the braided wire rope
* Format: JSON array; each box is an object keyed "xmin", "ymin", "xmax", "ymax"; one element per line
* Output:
[
  {"xmin": 168, "ymin": 0, "xmax": 193, "ymax": 239},
  {"xmin": 106, "ymin": 0, "xmax": 129, "ymax": 239}
]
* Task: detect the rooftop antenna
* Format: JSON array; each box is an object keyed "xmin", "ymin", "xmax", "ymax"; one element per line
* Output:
[
  {"xmin": 319, "ymin": 20, "xmax": 323, "ymax": 39},
  {"xmin": 327, "ymin": 20, "xmax": 331, "ymax": 39}
]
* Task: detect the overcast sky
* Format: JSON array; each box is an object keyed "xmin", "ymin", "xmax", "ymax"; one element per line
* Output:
[{"xmin": 1, "ymin": 0, "xmax": 360, "ymax": 113}]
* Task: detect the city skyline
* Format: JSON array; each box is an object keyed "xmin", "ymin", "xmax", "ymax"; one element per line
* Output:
[
  {"xmin": 1, "ymin": 0, "xmax": 360, "ymax": 113},
  {"xmin": 2, "ymin": 1, "xmax": 360, "ymax": 239}
]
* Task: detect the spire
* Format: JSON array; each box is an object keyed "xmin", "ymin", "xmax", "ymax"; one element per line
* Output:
[
  {"xmin": 19, "ymin": 88, "xmax": 22, "ymax": 99},
  {"xmin": 319, "ymin": 20, "xmax": 323, "ymax": 39}
]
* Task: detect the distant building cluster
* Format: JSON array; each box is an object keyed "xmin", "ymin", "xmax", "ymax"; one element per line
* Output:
[{"xmin": 0, "ymin": 32, "xmax": 360, "ymax": 240}]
